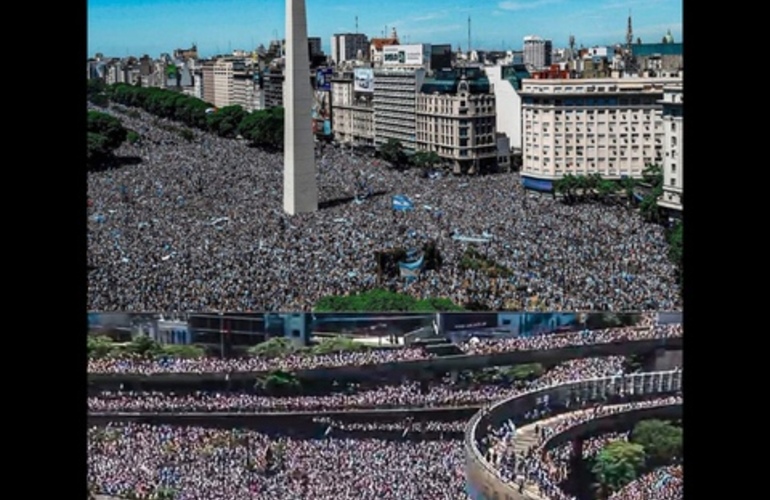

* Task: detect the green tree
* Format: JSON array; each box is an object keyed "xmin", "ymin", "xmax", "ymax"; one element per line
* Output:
[
  {"xmin": 87, "ymin": 111, "xmax": 128, "ymax": 168},
  {"xmin": 311, "ymin": 336, "xmax": 365, "ymax": 355},
  {"xmin": 160, "ymin": 344, "xmax": 205, "ymax": 359},
  {"xmin": 315, "ymin": 288, "xmax": 462, "ymax": 312},
  {"xmin": 207, "ymin": 105, "xmax": 248, "ymax": 138},
  {"xmin": 500, "ymin": 363, "xmax": 544, "ymax": 381},
  {"xmin": 630, "ymin": 419, "xmax": 683, "ymax": 467},
  {"xmin": 255, "ymin": 370, "xmax": 302, "ymax": 394},
  {"xmin": 379, "ymin": 138, "xmax": 407, "ymax": 168},
  {"xmin": 125, "ymin": 334, "xmax": 163, "ymax": 357},
  {"xmin": 87, "ymin": 335, "xmax": 116, "ymax": 358},
  {"xmin": 248, "ymin": 337, "xmax": 299, "ymax": 358},
  {"xmin": 592, "ymin": 441, "xmax": 646, "ymax": 497},
  {"xmin": 239, "ymin": 107, "xmax": 284, "ymax": 149},
  {"xmin": 412, "ymin": 150, "xmax": 441, "ymax": 172}
]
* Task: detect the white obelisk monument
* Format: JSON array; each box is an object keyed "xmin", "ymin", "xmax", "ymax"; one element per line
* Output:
[{"xmin": 283, "ymin": 0, "xmax": 317, "ymax": 214}]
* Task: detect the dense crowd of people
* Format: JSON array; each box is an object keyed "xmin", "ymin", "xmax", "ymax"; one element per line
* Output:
[
  {"xmin": 459, "ymin": 324, "xmax": 680, "ymax": 356},
  {"xmin": 481, "ymin": 396, "xmax": 682, "ymax": 500},
  {"xmin": 88, "ymin": 356, "xmax": 628, "ymax": 413},
  {"xmin": 608, "ymin": 465, "xmax": 683, "ymax": 500},
  {"xmin": 87, "ymin": 323, "xmax": 681, "ymax": 375},
  {"xmin": 88, "ymin": 422, "xmax": 470, "ymax": 500},
  {"xmin": 87, "ymin": 105, "xmax": 681, "ymax": 312}
]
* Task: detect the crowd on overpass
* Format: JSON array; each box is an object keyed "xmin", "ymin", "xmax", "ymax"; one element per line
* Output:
[
  {"xmin": 310, "ymin": 417, "xmax": 468, "ymax": 434},
  {"xmin": 87, "ymin": 323, "xmax": 681, "ymax": 375},
  {"xmin": 484, "ymin": 396, "xmax": 682, "ymax": 500},
  {"xmin": 609, "ymin": 465, "xmax": 682, "ymax": 500},
  {"xmin": 88, "ymin": 356, "xmax": 627, "ymax": 413},
  {"xmin": 87, "ymin": 105, "xmax": 681, "ymax": 312},
  {"xmin": 87, "ymin": 422, "xmax": 470, "ymax": 500},
  {"xmin": 459, "ymin": 324, "xmax": 681, "ymax": 356}
]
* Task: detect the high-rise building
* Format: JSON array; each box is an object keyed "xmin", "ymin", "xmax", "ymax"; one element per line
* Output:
[
  {"xmin": 658, "ymin": 84, "xmax": 683, "ymax": 214},
  {"xmin": 519, "ymin": 77, "xmax": 681, "ymax": 191},
  {"xmin": 331, "ymin": 33, "xmax": 369, "ymax": 64},
  {"xmin": 200, "ymin": 60, "xmax": 216, "ymax": 105},
  {"xmin": 523, "ymin": 35, "xmax": 552, "ymax": 71},
  {"xmin": 213, "ymin": 58, "xmax": 246, "ymax": 108},
  {"xmin": 373, "ymin": 66, "xmax": 426, "ymax": 150},
  {"xmin": 331, "ymin": 69, "xmax": 375, "ymax": 146},
  {"xmin": 416, "ymin": 67, "xmax": 499, "ymax": 174}
]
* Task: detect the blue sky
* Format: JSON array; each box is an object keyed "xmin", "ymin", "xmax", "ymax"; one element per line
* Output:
[{"xmin": 88, "ymin": 0, "xmax": 682, "ymax": 58}]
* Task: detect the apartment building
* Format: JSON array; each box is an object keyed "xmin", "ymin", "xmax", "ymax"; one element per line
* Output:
[
  {"xmin": 262, "ymin": 66, "xmax": 285, "ymax": 108},
  {"xmin": 416, "ymin": 67, "xmax": 499, "ymax": 174},
  {"xmin": 658, "ymin": 84, "xmax": 683, "ymax": 214},
  {"xmin": 523, "ymin": 36, "xmax": 552, "ymax": 71},
  {"xmin": 519, "ymin": 77, "xmax": 682, "ymax": 191},
  {"xmin": 212, "ymin": 58, "xmax": 247, "ymax": 108},
  {"xmin": 330, "ymin": 69, "xmax": 375, "ymax": 146},
  {"xmin": 200, "ymin": 60, "xmax": 216, "ymax": 105},
  {"xmin": 331, "ymin": 33, "xmax": 369, "ymax": 64},
  {"xmin": 372, "ymin": 66, "xmax": 426, "ymax": 150},
  {"xmin": 232, "ymin": 71, "xmax": 259, "ymax": 112}
]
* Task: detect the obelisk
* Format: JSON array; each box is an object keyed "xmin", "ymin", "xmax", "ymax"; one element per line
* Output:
[{"xmin": 283, "ymin": 0, "xmax": 317, "ymax": 214}]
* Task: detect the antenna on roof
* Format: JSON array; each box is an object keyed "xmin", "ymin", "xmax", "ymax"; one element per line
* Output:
[
  {"xmin": 468, "ymin": 16, "xmax": 471, "ymax": 58},
  {"xmin": 355, "ymin": 16, "xmax": 358, "ymax": 34}
]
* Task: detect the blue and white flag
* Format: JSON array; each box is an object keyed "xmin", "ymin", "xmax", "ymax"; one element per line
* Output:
[{"xmin": 392, "ymin": 194, "xmax": 414, "ymax": 211}]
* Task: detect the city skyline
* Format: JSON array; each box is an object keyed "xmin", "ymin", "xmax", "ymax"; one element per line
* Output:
[{"xmin": 88, "ymin": 0, "xmax": 682, "ymax": 59}]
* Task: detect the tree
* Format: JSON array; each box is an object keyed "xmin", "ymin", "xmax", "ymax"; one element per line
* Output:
[
  {"xmin": 255, "ymin": 370, "xmax": 302, "ymax": 394},
  {"xmin": 379, "ymin": 138, "xmax": 407, "ymax": 168},
  {"xmin": 207, "ymin": 105, "xmax": 248, "ymax": 138},
  {"xmin": 125, "ymin": 334, "xmax": 163, "ymax": 357},
  {"xmin": 87, "ymin": 111, "xmax": 128, "ymax": 169},
  {"xmin": 500, "ymin": 363, "xmax": 544, "ymax": 381},
  {"xmin": 412, "ymin": 150, "xmax": 441, "ymax": 172},
  {"xmin": 160, "ymin": 344, "xmax": 205, "ymax": 359},
  {"xmin": 248, "ymin": 337, "xmax": 299, "ymax": 358},
  {"xmin": 314, "ymin": 288, "xmax": 463, "ymax": 312},
  {"xmin": 630, "ymin": 419, "xmax": 683, "ymax": 467},
  {"xmin": 592, "ymin": 441, "xmax": 646, "ymax": 496},
  {"xmin": 311, "ymin": 337, "xmax": 365, "ymax": 355},
  {"xmin": 239, "ymin": 107, "xmax": 284, "ymax": 149},
  {"xmin": 87, "ymin": 335, "xmax": 116, "ymax": 358}
]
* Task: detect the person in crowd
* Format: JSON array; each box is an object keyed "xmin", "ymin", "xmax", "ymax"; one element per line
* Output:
[{"xmin": 87, "ymin": 105, "xmax": 681, "ymax": 312}]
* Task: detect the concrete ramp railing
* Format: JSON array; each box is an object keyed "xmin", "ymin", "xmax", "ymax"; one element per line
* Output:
[{"xmin": 464, "ymin": 370, "xmax": 682, "ymax": 500}]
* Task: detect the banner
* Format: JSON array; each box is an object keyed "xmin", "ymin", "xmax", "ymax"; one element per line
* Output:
[
  {"xmin": 354, "ymin": 68, "xmax": 374, "ymax": 93},
  {"xmin": 315, "ymin": 68, "xmax": 332, "ymax": 91},
  {"xmin": 399, "ymin": 254, "xmax": 424, "ymax": 280},
  {"xmin": 392, "ymin": 194, "xmax": 414, "ymax": 211}
]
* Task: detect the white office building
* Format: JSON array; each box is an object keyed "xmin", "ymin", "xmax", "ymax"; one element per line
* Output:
[
  {"xmin": 519, "ymin": 77, "xmax": 681, "ymax": 191},
  {"xmin": 373, "ymin": 66, "xmax": 426, "ymax": 150},
  {"xmin": 523, "ymin": 36, "xmax": 552, "ymax": 70},
  {"xmin": 658, "ymin": 84, "xmax": 683, "ymax": 214}
]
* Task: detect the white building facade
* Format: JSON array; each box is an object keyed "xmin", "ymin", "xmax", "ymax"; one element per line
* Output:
[
  {"xmin": 658, "ymin": 84, "xmax": 683, "ymax": 214},
  {"xmin": 415, "ymin": 73, "xmax": 498, "ymax": 174},
  {"xmin": 519, "ymin": 77, "xmax": 681, "ymax": 191},
  {"xmin": 485, "ymin": 65, "xmax": 528, "ymax": 153},
  {"xmin": 523, "ymin": 36, "xmax": 552, "ymax": 71},
  {"xmin": 373, "ymin": 66, "xmax": 426, "ymax": 150},
  {"xmin": 330, "ymin": 70, "xmax": 375, "ymax": 146}
]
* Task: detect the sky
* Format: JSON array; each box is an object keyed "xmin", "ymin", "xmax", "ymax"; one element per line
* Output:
[{"xmin": 87, "ymin": 0, "xmax": 682, "ymax": 59}]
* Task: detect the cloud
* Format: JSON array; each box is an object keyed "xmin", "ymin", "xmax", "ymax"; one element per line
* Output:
[
  {"xmin": 498, "ymin": 0, "xmax": 562, "ymax": 11},
  {"xmin": 600, "ymin": 0, "xmax": 669, "ymax": 9},
  {"xmin": 413, "ymin": 13, "xmax": 447, "ymax": 22}
]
